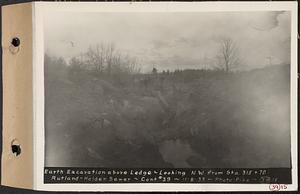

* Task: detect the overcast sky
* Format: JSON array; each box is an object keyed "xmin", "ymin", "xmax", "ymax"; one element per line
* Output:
[{"xmin": 44, "ymin": 11, "xmax": 291, "ymax": 72}]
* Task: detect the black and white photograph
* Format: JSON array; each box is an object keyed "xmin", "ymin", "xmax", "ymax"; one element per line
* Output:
[{"xmin": 41, "ymin": 4, "xmax": 295, "ymax": 187}]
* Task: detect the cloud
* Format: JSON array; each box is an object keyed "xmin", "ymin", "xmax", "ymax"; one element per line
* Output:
[
  {"xmin": 152, "ymin": 40, "xmax": 174, "ymax": 50},
  {"xmin": 249, "ymin": 11, "xmax": 286, "ymax": 31},
  {"xmin": 44, "ymin": 11, "xmax": 291, "ymax": 72}
]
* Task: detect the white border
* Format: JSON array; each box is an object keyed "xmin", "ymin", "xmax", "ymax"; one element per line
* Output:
[{"xmin": 32, "ymin": 2, "xmax": 298, "ymax": 191}]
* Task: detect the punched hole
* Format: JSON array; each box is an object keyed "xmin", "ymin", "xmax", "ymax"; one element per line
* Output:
[
  {"xmin": 11, "ymin": 37, "xmax": 20, "ymax": 47},
  {"xmin": 11, "ymin": 139, "xmax": 21, "ymax": 156}
]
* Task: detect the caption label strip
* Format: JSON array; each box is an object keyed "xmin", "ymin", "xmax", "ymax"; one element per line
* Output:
[{"xmin": 44, "ymin": 167, "xmax": 291, "ymax": 184}]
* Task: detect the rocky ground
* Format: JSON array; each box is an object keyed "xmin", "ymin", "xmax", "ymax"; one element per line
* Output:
[{"xmin": 44, "ymin": 62, "xmax": 291, "ymax": 168}]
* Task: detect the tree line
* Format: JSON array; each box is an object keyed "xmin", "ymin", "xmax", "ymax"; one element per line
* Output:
[
  {"xmin": 68, "ymin": 43, "xmax": 141, "ymax": 76},
  {"xmin": 46, "ymin": 36, "xmax": 241, "ymax": 78}
]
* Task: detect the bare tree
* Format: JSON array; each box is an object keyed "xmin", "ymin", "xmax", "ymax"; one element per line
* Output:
[
  {"xmin": 120, "ymin": 54, "xmax": 141, "ymax": 74},
  {"xmin": 85, "ymin": 44, "xmax": 105, "ymax": 72},
  {"xmin": 218, "ymin": 37, "xmax": 240, "ymax": 72},
  {"xmin": 105, "ymin": 43, "xmax": 115, "ymax": 75},
  {"xmin": 78, "ymin": 43, "xmax": 140, "ymax": 75}
]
